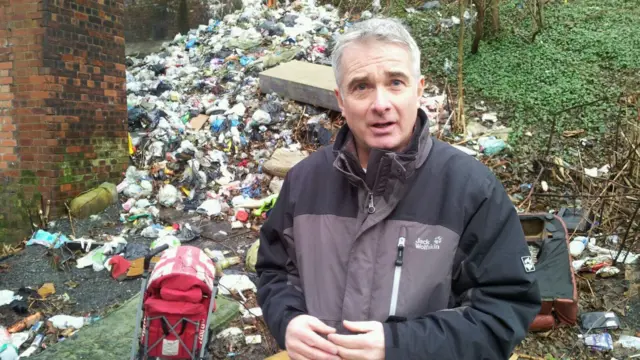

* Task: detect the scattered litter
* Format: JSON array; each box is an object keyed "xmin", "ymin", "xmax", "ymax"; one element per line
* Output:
[
  {"xmin": 580, "ymin": 311, "xmax": 620, "ymax": 331},
  {"xmin": 217, "ymin": 327, "xmax": 243, "ymax": 339},
  {"xmin": 196, "ymin": 199, "xmax": 222, "ymax": 216},
  {"xmin": 69, "ymin": 182, "xmax": 118, "ymax": 219},
  {"xmin": 478, "ymin": 136, "xmax": 506, "ymax": 156},
  {"xmin": 0, "ymin": 326, "xmax": 18, "ymax": 360},
  {"xmin": 36, "ymin": 283, "xmax": 55, "ymax": 299},
  {"xmin": 569, "ymin": 236, "xmax": 591, "ymax": 257},
  {"xmin": 541, "ymin": 181, "xmax": 549, "ymax": 192},
  {"xmin": 0, "ymin": 291, "xmax": 15, "ymax": 307},
  {"xmin": 8, "ymin": 313, "xmax": 42, "ymax": 334},
  {"xmin": 150, "ymin": 235, "xmax": 181, "ymax": 250},
  {"xmin": 245, "ymin": 240, "xmax": 260, "ymax": 273},
  {"xmin": 582, "ymin": 332, "xmax": 613, "ymax": 351},
  {"xmin": 616, "ymin": 335, "xmax": 640, "ymax": 350},
  {"xmin": 26, "ymin": 230, "xmax": 69, "ymax": 249},
  {"xmin": 596, "ymin": 265, "xmax": 620, "ymax": 278},
  {"xmin": 245, "ymin": 335, "xmax": 262, "ymax": 344},
  {"xmin": 218, "ymin": 275, "xmax": 257, "ymax": 295},
  {"xmin": 481, "ymin": 112, "xmax": 498, "ymax": 123},
  {"xmin": 47, "ymin": 315, "xmax": 85, "ymax": 330}
]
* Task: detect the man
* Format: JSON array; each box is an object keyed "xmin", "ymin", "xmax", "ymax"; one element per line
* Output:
[{"xmin": 256, "ymin": 17, "xmax": 541, "ymax": 360}]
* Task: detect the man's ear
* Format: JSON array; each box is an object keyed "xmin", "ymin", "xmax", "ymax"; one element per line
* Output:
[
  {"xmin": 334, "ymin": 88, "xmax": 345, "ymax": 115},
  {"xmin": 416, "ymin": 76, "xmax": 425, "ymax": 99}
]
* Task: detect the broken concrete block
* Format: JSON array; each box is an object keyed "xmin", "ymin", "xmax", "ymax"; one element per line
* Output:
[
  {"xmin": 263, "ymin": 148, "xmax": 307, "ymax": 177},
  {"xmin": 259, "ymin": 60, "xmax": 340, "ymax": 111}
]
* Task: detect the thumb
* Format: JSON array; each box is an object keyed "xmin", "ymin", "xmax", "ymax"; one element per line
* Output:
[
  {"xmin": 343, "ymin": 320, "xmax": 378, "ymax": 333},
  {"xmin": 307, "ymin": 317, "xmax": 337, "ymax": 334}
]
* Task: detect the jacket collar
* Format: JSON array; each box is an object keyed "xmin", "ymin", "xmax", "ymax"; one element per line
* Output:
[{"xmin": 332, "ymin": 108, "xmax": 433, "ymax": 193}]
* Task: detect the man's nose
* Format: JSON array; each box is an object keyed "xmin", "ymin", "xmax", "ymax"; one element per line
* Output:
[{"xmin": 372, "ymin": 87, "xmax": 392, "ymax": 114}]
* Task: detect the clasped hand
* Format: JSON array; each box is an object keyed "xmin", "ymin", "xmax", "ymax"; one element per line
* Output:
[{"xmin": 285, "ymin": 315, "xmax": 385, "ymax": 360}]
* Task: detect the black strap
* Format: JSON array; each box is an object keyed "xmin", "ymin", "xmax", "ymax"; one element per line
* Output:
[
  {"xmin": 161, "ymin": 318, "xmax": 188, "ymax": 336},
  {"xmin": 384, "ymin": 316, "xmax": 406, "ymax": 348}
]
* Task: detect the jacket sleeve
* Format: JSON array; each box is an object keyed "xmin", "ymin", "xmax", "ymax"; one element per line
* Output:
[
  {"xmin": 383, "ymin": 173, "xmax": 542, "ymax": 360},
  {"xmin": 255, "ymin": 172, "xmax": 307, "ymax": 350}
]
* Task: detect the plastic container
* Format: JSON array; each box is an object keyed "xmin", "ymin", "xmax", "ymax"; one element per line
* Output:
[
  {"xmin": 569, "ymin": 236, "xmax": 589, "ymax": 257},
  {"xmin": 0, "ymin": 327, "xmax": 18, "ymax": 360}
]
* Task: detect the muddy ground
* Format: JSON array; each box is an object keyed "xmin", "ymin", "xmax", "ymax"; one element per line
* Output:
[{"xmin": 0, "ymin": 202, "xmax": 264, "ymax": 357}]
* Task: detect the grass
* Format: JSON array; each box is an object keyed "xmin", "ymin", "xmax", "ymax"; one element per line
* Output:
[{"xmin": 393, "ymin": 0, "xmax": 640, "ymax": 148}]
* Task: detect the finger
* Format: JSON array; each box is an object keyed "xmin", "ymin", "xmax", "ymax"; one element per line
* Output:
[
  {"xmin": 301, "ymin": 329, "xmax": 339, "ymax": 355},
  {"xmin": 292, "ymin": 340, "xmax": 341, "ymax": 360},
  {"xmin": 327, "ymin": 333, "xmax": 369, "ymax": 349},
  {"xmin": 308, "ymin": 317, "xmax": 337, "ymax": 334},
  {"xmin": 343, "ymin": 320, "xmax": 377, "ymax": 333},
  {"xmin": 336, "ymin": 345, "xmax": 369, "ymax": 360}
]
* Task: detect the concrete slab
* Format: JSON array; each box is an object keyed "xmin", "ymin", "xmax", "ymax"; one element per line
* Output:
[
  {"xmin": 259, "ymin": 60, "xmax": 340, "ymax": 112},
  {"xmin": 33, "ymin": 294, "xmax": 240, "ymax": 359}
]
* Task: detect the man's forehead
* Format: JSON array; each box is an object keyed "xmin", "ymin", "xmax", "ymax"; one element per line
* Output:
[{"xmin": 346, "ymin": 68, "xmax": 411, "ymax": 81}]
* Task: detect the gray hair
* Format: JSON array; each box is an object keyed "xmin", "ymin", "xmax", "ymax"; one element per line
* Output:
[{"xmin": 330, "ymin": 17, "xmax": 421, "ymax": 89}]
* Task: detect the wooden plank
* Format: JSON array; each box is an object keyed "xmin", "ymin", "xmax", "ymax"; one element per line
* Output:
[{"xmin": 259, "ymin": 60, "xmax": 340, "ymax": 112}]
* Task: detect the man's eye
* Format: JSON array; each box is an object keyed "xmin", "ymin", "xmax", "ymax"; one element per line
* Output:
[
  {"xmin": 391, "ymin": 80, "xmax": 403, "ymax": 86},
  {"xmin": 356, "ymin": 84, "xmax": 367, "ymax": 91}
]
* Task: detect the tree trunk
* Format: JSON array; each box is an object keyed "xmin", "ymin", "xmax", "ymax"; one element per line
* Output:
[
  {"xmin": 454, "ymin": 0, "xmax": 467, "ymax": 134},
  {"xmin": 178, "ymin": 0, "xmax": 190, "ymax": 35},
  {"xmin": 491, "ymin": 0, "xmax": 500, "ymax": 33},
  {"xmin": 471, "ymin": 0, "xmax": 485, "ymax": 54}
]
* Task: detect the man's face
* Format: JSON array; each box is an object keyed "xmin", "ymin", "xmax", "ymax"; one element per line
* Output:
[{"xmin": 335, "ymin": 40, "xmax": 425, "ymax": 153}]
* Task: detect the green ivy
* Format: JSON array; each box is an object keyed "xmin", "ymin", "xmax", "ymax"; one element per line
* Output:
[{"xmin": 401, "ymin": 0, "xmax": 639, "ymax": 148}]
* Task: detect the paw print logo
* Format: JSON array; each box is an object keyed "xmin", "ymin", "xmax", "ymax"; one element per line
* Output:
[{"xmin": 434, "ymin": 236, "xmax": 442, "ymax": 245}]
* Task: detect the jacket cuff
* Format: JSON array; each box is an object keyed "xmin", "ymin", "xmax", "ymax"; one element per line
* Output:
[{"xmin": 276, "ymin": 309, "xmax": 306, "ymax": 350}]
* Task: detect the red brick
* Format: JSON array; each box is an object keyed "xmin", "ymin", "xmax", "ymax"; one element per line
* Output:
[
  {"xmin": 0, "ymin": 62, "xmax": 11, "ymax": 70},
  {"xmin": 0, "ymin": 77, "xmax": 11, "ymax": 84},
  {"xmin": 1, "ymin": 154, "xmax": 18, "ymax": 162},
  {"xmin": 60, "ymin": 183, "xmax": 72, "ymax": 192},
  {"xmin": 30, "ymin": 91, "xmax": 54, "ymax": 99},
  {"xmin": 0, "ymin": 138, "xmax": 16, "ymax": 146}
]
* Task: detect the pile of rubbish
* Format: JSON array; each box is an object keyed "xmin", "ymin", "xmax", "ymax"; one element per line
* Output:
[{"xmin": 122, "ymin": 0, "xmax": 510, "ymax": 233}]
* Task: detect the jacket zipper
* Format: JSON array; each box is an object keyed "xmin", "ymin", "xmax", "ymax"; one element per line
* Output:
[
  {"xmin": 389, "ymin": 227, "xmax": 406, "ymax": 317},
  {"xmin": 367, "ymin": 192, "xmax": 375, "ymax": 214}
]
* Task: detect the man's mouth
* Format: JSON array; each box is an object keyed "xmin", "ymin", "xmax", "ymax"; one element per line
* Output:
[{"xmin": 371, "ymin": 122, "xmax": 395, "ymax": 129}]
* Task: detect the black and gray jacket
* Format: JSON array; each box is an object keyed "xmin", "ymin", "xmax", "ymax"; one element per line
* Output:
[{"xmin": 256, "ymin": 109, "xmax": 541, "ymax": 359}]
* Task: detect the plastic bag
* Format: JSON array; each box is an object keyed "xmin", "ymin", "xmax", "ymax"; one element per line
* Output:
[
  {"xmin": 150, "ymin": 235, "xmax": 180, "ymax": 250},
  {"xmin": 158, "ymin": 184, "xmax": 179, "ymax": 207}
]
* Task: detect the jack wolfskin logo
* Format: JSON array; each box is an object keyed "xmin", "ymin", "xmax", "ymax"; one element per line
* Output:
[
  {"xmin": 521, "ymin": 256, "xmax": 536, "ymax": 273},
  {"xmin": 416, "ymin": 236, "xmax": 442, "ymax": 250}
]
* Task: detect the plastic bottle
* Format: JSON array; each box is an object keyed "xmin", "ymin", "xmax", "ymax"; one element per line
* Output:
[
  {"xmin": 569, "ymin": 236, "xmax": 589, "ymax": 257},
  {"xmin": 0, "ymin": 327, "xmax": 18, "ymax": 360}
]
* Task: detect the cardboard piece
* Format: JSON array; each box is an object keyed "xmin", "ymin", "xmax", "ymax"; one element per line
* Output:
[{"xmin": 189, "ymin": 114, "xmax": 209, "ymax": 131}]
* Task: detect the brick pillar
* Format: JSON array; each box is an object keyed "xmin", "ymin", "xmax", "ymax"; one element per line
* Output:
[{"xmin": 0, "ymin": 0, "xmax": 128, "ymax": 243}]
